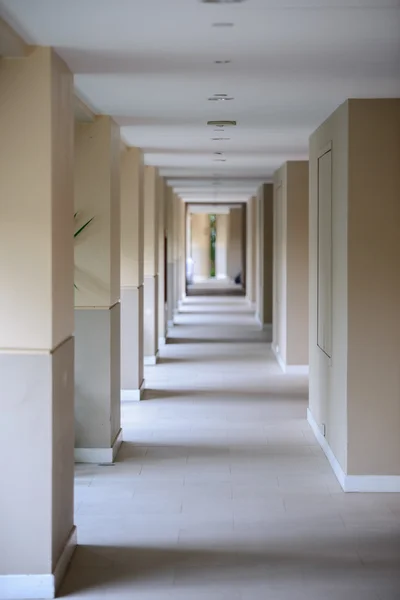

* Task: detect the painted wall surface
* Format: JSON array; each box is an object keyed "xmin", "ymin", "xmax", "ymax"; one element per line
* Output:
[
  {"xmin": 120, "ymin": 147, "xmax": 144, "ymax": 288},
  {"xmin": 309, "ymin": 99, "xmax": 400, "ymax": 476},
  {"xmin": 256, "ymin": 185, "xmax": 273, "ymax": 325},
  {"xmin": 0, "ymin": 47, "xmax": 74, "ymax": 350},
  {"xmin": 227, "ymin": 207, "xmax": 243, "ymax": 279},
  {"xmin": 74, "ymin": 116, "xmax": 121, "ymax": 307},
  {"xmin": 216, "ymin": 213, "xmax": 229, "ymax": 278},
  {"xmin": 346, "ymin": 100, "xmax": 400, "ymax": 475},
  {"xmin": 273, "ymin": 162, "xmax": 309, "ymax": 366},
  {"xmin": 309, "ymin": 101, "xmax": 349, "ymax": 473},
  {"xmin": 144, "ymin": 166, "xmax": 159, "ymax": 276},
  {"xmin": 191, "ymin": 212, "xmax": 210, "ymax": 279},
  {"xmin": 0, "ymin": 47, "xmax": 75, "ymax": 576}
]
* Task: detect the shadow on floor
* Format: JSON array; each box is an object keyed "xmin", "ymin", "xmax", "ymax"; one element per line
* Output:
[
  {"xmin": 166, "ymin": 337, "xmax": 270, "ymax": 345},
  {"xmin": 59, "ymin": 542, "xmax": 400, "ymax": 597},
  {"xmin": 141, "ymin": 388, "xmax": 307, "ymax": 402}
]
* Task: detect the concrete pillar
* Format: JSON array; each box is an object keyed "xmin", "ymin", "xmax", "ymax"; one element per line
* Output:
[
  {"xmin": 74, "ymin": 115, "xmax": 122, "ymax": 462},
  {"xmin": 216, "ymin": 213, "xmax": 229, "ymax": 279},
  {"xmin": 120, "ymin": 147, "xmax": 145, "ymax": 400},
  {"xmin": 179, "ymin": 199, "xmax": 187, "ymax": 302},
  {"xmin": 227, "ymin": 206, "xmax": 244, "ymax": 281},
  {"xmin": 0, "ymin": 47, "xmax": 76, "ymax": 597},
  {"xmin": 166, "ymin": 186, "xmax": 175, "ymax": 327},
  {"xmin": 246, "ymin": 197, "xmax": 257, "ymax": 303},
  {"xmin": 173, "ymin": 194, "xmax": 181, "ymax": 314},
  {"xmin": 158, "ymin": 176, "xmax": 167, "ymax": 346},
  {"xmin": 308, "ymin": 99, "xmax": 400, "ymax": 492},
  {"xmin": 256, "ymin": 184, "xmax": 273, "ymax": 334},
  {"xmin": 272, "ymin": 162, "xmax": 309, "ymax": 373},
  {"xmin": 191, "ymin": 213, "xmax": 210, "ymax": 280},
  {"xmin": 143, "ymin": 166, "xmax": 159, "ymax": 365}
]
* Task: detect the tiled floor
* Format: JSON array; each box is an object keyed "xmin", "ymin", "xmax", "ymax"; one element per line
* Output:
[{"xmin": 62, "ymin": 297, "xmax": 400, "ymax": 599}]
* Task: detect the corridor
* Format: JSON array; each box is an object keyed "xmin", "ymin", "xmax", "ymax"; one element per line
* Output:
[{"xmin": 65, "ymin": 298, "xmax": 399, "ymax": 600}]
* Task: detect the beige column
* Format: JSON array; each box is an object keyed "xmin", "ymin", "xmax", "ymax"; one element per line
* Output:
[
  {"xmin": 255, "ymin": 184, "xmax": 273, "ymax": 335},
  {"xmin": 120, "ymin": 147, "xmax": 145, "ymax": 400},
  {"xmin": 158, "ymin": 176, "xmax": 167, "ymax": 346},
  {"xmin": 143, "ymin": 166, "xmax": 159, "ymax": 364},
  {"xmin": 246, "ymin": 198, "xmax": 256, "ymax": 301},
  {"xmin": 191, "ymin": 213, "xmax": 210, "ymax": 280},
  {"xmin": 227, "ymin": 206, "xmax": 244, "ymax": 281},
  {"xmin": 179, "ymin": 199, "xmax": 187, "ymax": 302},
  {"xmin": 272, "ymin": 162, "xmax": 309, "ymax": 373},
  {"xmin": 173, "ymin": 193, "xmax": 181, "ymax": 315},
  {"xmin": 74, "ymin": 115, "xmax": 122, "ymax": 462},
  {"xmin": 166, "ymin": 186, "xmax": 175, "ymax": 326},
  {"xmin": 308, "ymin": 99, "xmax": 400, "ymax": 492},
  {"xmin": 216, "ymin": 213, "xmax": 229, "ymax": 279},
  {"xmin": 0, "ymin": 47, "xmax": 76, "ymax": 596}
]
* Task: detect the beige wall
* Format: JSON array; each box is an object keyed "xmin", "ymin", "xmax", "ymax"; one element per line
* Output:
[
  {"xmin": 256, "ymin": 184, "xmax": 273, "ymax": 326},
  {"xmin": 74, "ymin": 116, "xmax": 121, "ymax": 307},
  {"xmin": 191, "ymin": 213, "xmax": 210, "ymax": 279},
  {"xmin": 0, "ymin": 46, "xmax": 75, "ymax": 576},
  {"xmin": 0, "ymin": 47, "xmax": 74, "ymax": 350},
  {"xmin": 273, "ymin": 162, "xmax": 309, "ymax": 367},
  {"xmin": 227, "ymin": 206, "xmax": 243, "ymax": 279},
  {"xmin": 120, "ymin": 147, "xmax": 144, "ymax": 288},
  {"xmin": 309, "ymin": 99, "xmax": 400, "ymax": 477}
]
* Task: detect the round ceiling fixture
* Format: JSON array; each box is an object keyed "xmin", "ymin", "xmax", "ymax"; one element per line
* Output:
[
  {"xmin": 211, "ymin": 137, "xmax": 231, "ymax": 141},
  {"xmin": 214, "ymin": 60, "xmax": 231, "ymax": 64},
  {"xmin": 212, "ymin": 22, "xmax": 234, "ymax": 27}
]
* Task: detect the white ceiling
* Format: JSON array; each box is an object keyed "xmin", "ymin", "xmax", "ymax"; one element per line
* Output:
[{"xmin": 1, "ymin": 0, "xmax": 399, "ymax": 202}]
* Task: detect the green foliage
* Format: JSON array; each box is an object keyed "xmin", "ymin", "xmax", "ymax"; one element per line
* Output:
[{"xmin": 209, "ymin": 214, "xmax": 216, "ymax": 278}]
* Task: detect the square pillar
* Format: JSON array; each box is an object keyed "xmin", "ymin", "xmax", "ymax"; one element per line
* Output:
[
  {"xmin": 166, "ymin": 186, "xmax": 175, "ymax": 327},
  {"xmin": 272, "ymin": 162, "xmax": 309, "ymax": 373},
  {"xmin": 308, "ymin": 99, "xmax": 400, "ymax": 492},
  {"xmin": 158, "ymin": 177, "xmax": 167, "ymax": 346},
  {"xmin": 120, "ymin": 147, "xmax": 145, "ymax": 399},
  {"xmin": 227, "ymin": 206, "xmax": 244, "ymax": 282},
  {"xmin": 0, "ymin": 47, "xmax": 76, "ymax": 598},
  {"xmin": 74, "ymin": 116, "xmax": 122, "ymax": 462},
  {"xmin": 255, "ymin": 184, "xmax": 273, "ymax": 337},
  {"xmin": 246, "ymin": 197, "xmax": 257, "ymax": 304},
  {"xmin": 144, "ymin": 166, "xmax": 159, "ymax": 365}
]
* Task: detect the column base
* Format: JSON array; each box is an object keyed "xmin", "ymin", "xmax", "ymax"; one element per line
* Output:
[
  {"xmin": 307, "ymin": 409, "xmax": 400, "ymax": 493},
  {"xmin": 0, "ymin": 526, "xmax": 77, "ymax": 600},
  {"xmin": 144, "ymin": 351, "xmax": 159, "ymax": 366},
  {"xmin": 167, "ymin": 319, "xmax": 174, "ymax": 328},
  {"xmin": 74, "ymin": 428, "xmax": 123, "ymax": 464},
  {"xmin": 158, "ymin": 336, "xmax": 166, "ymax": 347},
  {"xmin": 271, "ymin": 344, "xmax": 309, "ymax": 375},
  {"xmin": 121, "ymin": 379, "xmax": 146, "ymax": 401}
]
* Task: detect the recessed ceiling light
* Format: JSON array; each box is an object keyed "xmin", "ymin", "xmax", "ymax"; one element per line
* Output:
[
  {"xmin": 211, "ymin": 137, "xmax": 231, "ymax": 141},
  {"xmin": 212, "ymin": 22, "xmax": 234, "ymax": 27},
  {"xmin": 202, "ymin": 0, "xmax": 246, "ymax": 3},
  {"xmin": 214, "ymin": 152, "xmax": 224, "ymax": 155},
  {"xmin": 208, "ymin": 97, "xmax": 234, "ymax": 102},
  {"xmin": 208, "ymin": 120, "xmax": 237, "ymax": 127},
  {"xmin": 214, "ymin": 60, "xmax": 231, "ymax": 64},
  {"xmin": 213, "ymin": 159, "xmax": 227, "ymax": 162}
]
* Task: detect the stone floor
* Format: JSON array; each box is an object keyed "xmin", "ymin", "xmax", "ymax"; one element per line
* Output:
[{"xmin": 63, "ymin": 297, "xmax": 400, "ymax": 599}]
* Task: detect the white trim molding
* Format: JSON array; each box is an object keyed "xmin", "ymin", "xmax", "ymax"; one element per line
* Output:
[
  {"xmin": 144, "ymin": 352, "xmax": 159, "ymax": 366},
  {"xmin": 307, "ymin": 409, "xmax": 400, "ymax": 493},
  {"xmin": 0, "ymin": 526, "xmax": 77, "ymax": 600},
  {"xmin": 74, "ymin": 428, "xmax": 123, "ymax": 464},
  {"xmin": 121, "ymin": 379, "xmax": 146, "ymax": 402},
  {"xmin": 272, "ymin": 344, "xmax": 309, "ymax": 375}
]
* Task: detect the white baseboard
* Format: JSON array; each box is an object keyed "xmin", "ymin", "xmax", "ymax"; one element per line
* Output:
[
  {"xmin": 159, "ymin": 336, "xmax": 166, "ymax": 347},
  {"xmin": 272, "ymin": 344, "xmax": 309, "ymax": 375},
  {"xmin": 121, "ymin": 379, "xmax": 145, "ymax": 402},
  {"xmin": 255, "ymin": 315, "xmax": 272, "ymax": 334},
  {"xmin": 74, "ymin": 428, "xmax": 123, "ymax": 464},
  {"xmin": 144, "ymin": 352, "xmax": 159, "ymax": 366},
  {"xmin": 307, "ymin": 408, "xmax": 400, "ymax": 493},
  {"xmin": 167, "ymin": 319, "xmax": 174, "ymax": 328},
  {"xmin": 0, "ymin": 526, "xmax": 77, "ymax": 599}
]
